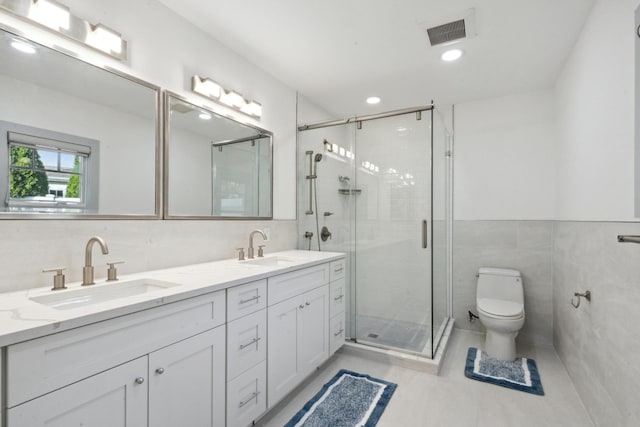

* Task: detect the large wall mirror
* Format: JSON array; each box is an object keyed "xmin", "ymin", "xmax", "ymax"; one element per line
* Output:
[
  {"xmin": 165, "ymin": 93, "xmax": 273, "ymax": 219},
  {"xmin": 0, "ymin": 28, "xmax": 160, "ymax": 218}
]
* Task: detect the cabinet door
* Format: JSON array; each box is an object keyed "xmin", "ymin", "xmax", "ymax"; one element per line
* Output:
[
  {"xmin": 148, "ymin": 327, "xmax": 226, "ymax": 427},
  {"xmin": 227, "ymin": 360, "xmax": 267, "ymax": 427},
  {"xmin": 227, "ymin": 309, "xmax": 267, "ymax": 381},
  {"xmin": 7, "ymin": 357, "xmax": 147, "ymax": 427},
  {"xmin": 267, "ymin": 297, "xmax": 300, "ymax": 407},
  {"xmin": 330, "ymin": 314, "xmax": 346, "ymax": 355},
  {"xmin": 297, "ymin": 285, "xmax": 329, "ymax": 374}
]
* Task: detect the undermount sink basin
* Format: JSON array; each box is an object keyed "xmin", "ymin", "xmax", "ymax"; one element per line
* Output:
[
  {"xmin": 242, "ymin": 256, "xmax": 297, "ymax": 267},
  {"xmin": 30, "ymin": 278, "xmax": 180, "ymax": 310}
]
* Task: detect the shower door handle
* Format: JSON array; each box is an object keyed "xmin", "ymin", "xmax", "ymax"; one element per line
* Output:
[{"xmin": 422, "ymin": 220, "xmax": 428, "ymax": 249}]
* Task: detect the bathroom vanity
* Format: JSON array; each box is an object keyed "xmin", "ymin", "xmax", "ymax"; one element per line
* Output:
[{"xmin": 0, "ymin": 250, "xmax": 345, "ymax": 427}]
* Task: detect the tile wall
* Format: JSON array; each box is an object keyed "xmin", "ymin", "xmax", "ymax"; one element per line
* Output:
[
  {"xmin": 554, "ymin": 221, "xmax": 640, "ymax": 426},
  {"xmin": 453, "ymin": 220, "xmax": 554, "ymax": 346}
]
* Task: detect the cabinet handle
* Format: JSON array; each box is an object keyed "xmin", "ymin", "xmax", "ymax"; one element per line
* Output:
[
  {"xmin": 334, "ymin": 328, "xmax": 345, "ymax": 337},
  {"xmin": 155, "ymin": 367, "xmax": 165, "ymax": 375},
  {"xmin": 334, "ymin": 294, "xmax": 344, "ymax": 301},
  {"xmin": 239, "ymin": 295, "xmax": 261, "ymax": 305},
  {"xmin": 422, "ymin": 219, "xmax": 428, "ymax": 249},
  {"xmin": 134, "ymin": 377, "xmax": 145, "ymax": 385},
  {"xmin": 239, "ymin": 337, "xmax": 261, "ymax": 350},
  {"xmin": 305, "ymin": 301, "xmax": 311, "ymax": 306},
  {"xmin": 238, "ymin": 391, "xmax": 260, "ymax": 408},
  {"xmin": 334, "ymin": 266, "xmax": 344, "ymax": 273},
  {"xmin": 299, "ymin": 304, "xmax": 304, "ymax": 309}
]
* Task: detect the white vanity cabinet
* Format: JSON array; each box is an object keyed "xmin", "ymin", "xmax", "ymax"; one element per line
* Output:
[
  {"xmin": 267, "ymin": 264, "xmax": 330, "ymax": 407},
  {"xmin": 329, "ymin": 259, "xmax": 347, "ymax": 355},
  {"xmin": 5, "ymin": 290, "xmax": 227, "ymax": 427},
  {"xmin": 226, "ymin": 280, "xmax": 268, "ymax": 427}
]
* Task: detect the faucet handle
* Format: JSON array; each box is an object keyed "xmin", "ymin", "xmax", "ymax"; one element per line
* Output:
[
  {"xmin": 42, "ymin": 267, "xmax": 66, "ymax": 291},
  {"xmin": 258, "ymin": 245, "xmax": 266, "ymax": 258},
  {"xmin": 237, "ymin": 248, "xmax": 245, "ymax": 261},
  {"xmin": 106, "ymin": 261, "xmax": 125, "ymax": 282}
]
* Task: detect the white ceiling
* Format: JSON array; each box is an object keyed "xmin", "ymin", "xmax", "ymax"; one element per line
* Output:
[{"xmin": 157, "ymin": 0, "xmax": 595, "ymax": 118}]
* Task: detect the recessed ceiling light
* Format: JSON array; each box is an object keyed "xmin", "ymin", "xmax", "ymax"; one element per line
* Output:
[
  {"xmin": 366, "ymin": 96, "xmax": 381, "ymax": 105},
  {"xmin": 441, "ymin": 48, "xmax": 463, "ymax": 62},
  {"xmin": 199, "ymin": 112, "xmax": 212, "ymax": 120},
  {"xmin": 10, "ymin": 39, "xmax": 36, "ymax": 54}
]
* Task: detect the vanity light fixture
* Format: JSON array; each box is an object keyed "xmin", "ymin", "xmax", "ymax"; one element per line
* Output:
[
  {"xmin": 85, "ymin": 24, "xmax": 124, "ymax": 56},
  {"xmin": 366, "ymin": 96, "xmax": 381, "ymax": 105},
  {"xmin": 28, "ymin": 0, "xmax": 70, "ymax": 31},
  {"xmin": 191, "ymin": 75, "xmax": 263, "ymax": 120},
  {"xmin": 0, "ymin": 0, "xmax": 128, "ymax": 61},
  {"xmin": 10, "ymin": 38, "xmax": 36, "ymax": 54},
  {"xmin": 441, "ymin": 48, "xmax": 463, "ymax": 62}
]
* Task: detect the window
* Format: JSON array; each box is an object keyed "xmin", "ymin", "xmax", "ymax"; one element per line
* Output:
[{"xmin": 1, "ymin": 121, "xmax": 99, "ymax": 212}]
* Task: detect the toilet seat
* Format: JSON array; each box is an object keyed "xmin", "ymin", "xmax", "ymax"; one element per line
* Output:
[{"xmin": 477, "ymin": 298, "xmax": 524, "ymax": 319}]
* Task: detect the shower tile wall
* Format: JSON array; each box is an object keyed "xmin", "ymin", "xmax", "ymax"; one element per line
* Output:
[
  {"xmin": 554, "ymin": 221, "xmax": 640, "ymax": 426},
  {"xmin": 453, "ymin": 220, "xmax": 554, "ymax": 346}
]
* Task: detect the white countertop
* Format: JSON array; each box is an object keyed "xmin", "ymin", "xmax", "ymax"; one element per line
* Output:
[{"xmin": 0, "ymin": 250, "xmax": 345, "ymax": 347}]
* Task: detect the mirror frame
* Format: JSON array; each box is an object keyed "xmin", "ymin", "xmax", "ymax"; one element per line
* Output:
[
  {"xmin": 0, "ymin": 25, "xmax": 162, "ymax": 220},
  {"xmin": 163, "ymin": 91, "xmax": 273, "ymax": 220}
]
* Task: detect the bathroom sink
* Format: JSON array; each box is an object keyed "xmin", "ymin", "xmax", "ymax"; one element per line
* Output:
[
  {"xmin": 242, "ymin": 256, "xmax": 297, "ymax": 267},
  {"xmin": 30, "ymin": 278, "xmax": 180, "ymax": 310}
]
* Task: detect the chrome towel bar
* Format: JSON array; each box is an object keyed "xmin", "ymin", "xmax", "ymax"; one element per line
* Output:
[{"xmin": 617, "ymin": 235, "xmax": 640, "ymax": 244}]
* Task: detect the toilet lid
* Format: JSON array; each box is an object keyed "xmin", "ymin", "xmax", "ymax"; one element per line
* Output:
[{"xmin": 477, "ymin": 298, "xmax": 524, "ymax": 318}]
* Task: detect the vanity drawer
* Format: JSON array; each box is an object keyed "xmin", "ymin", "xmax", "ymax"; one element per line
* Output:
[
  {"xmin": 227, "ymin": 279, "xmax": 267, "ymax": 322},
  {"xmin": 268, "ymin": 263, "xmax": 329, "ymax": 306},
  {"xmin": 329, "ymin": 277, "xmax": 346, "ymax": 318},
  {"xmin": 227, "ymin": 309, "xmax": 267, "ymax": 381},
  {"xmin": 329, "ymin": 314, "xmax": 346, "ymax": 355},
  {"xmin": 330, "ymin": 258, "xmax": 346, "ymax": 282},
  {"xmin": 7, "ymin": 290, "xmax": 225, "ymax": 407},
  {"xmin": 227, "ymin": 360, "xmax": 267, "ymax": 427}
]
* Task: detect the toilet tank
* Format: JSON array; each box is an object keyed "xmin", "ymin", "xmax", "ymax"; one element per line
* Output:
[{"xmin": 476, "ymin": 267, "xmax": 523, "ymax": 304}]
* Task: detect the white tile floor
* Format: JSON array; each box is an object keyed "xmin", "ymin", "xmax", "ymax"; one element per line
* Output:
[{"xmin": 256, "ymin": 329, "xmax": 594, "ymax": 427}]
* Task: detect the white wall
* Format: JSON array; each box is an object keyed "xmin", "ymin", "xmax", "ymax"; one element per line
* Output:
[
  {"xmin": 454, "ymin": 90, "xmax": 556, "ymax": 220},
  {"xmin": 0, "ymin": 0, "xmax": 298, "ymax": 294},
  {"xmin": 553, "ymin": 0, "xmax": 640, "ymax": 425},
  {"xmin": 556, "ymin": 0, "xmax": 639, "ymax": 221}
]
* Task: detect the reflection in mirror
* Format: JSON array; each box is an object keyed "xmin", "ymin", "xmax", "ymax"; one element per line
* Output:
[
  {"xmin": 0, "ymin": 29, "xmax": 160, "ymax": 217},
  {"xmin": 165, "ymin": 94, "xmax": 273, "ymax": 218}
]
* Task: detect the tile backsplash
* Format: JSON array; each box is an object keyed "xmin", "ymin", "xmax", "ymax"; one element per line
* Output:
[{"xmin": 0, "ymin": 220, "xmax": 297, "ymax": 293}]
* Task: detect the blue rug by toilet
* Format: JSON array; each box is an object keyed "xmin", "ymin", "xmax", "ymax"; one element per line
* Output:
[
  {"xmin": 284, "ymin": 369, "xmax": 397, "ymax": 427},
  {"xmin": 464, "ymin": 347, "xmax": 544, "ymax": 395}
]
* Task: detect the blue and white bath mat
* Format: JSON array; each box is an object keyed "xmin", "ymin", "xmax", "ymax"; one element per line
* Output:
[
  {"xmin": 464, "ymin": 347, "xmax": 544, "ymax": 395},
  {"xmin": 284, "ymin": 369, "xmax": 397, "ymax": 427}
]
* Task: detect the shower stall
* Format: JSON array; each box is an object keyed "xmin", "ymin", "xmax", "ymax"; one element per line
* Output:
[{"xmin": 297, "ymin": 105, "xmax": 452, "ymax": 359}]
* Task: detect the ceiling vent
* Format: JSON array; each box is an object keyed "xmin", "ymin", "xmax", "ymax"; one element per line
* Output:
[
  {"xmin": 421, "ymin": 8, "xmax": 477, "ymax": 47},
  {"xmin": 426, "ymin": 19, "xmax": 466, "ymax": 46}
]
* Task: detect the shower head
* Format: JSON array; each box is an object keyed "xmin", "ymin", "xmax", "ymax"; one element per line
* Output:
[{"xmin": 314, "ymin": 153, "xmax": 323, "ymax": 162}]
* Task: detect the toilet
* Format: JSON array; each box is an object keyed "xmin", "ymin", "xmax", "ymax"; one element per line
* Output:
[{"xmin": 476, "ymin": 267, "xmax": 525, "ymax": 361}]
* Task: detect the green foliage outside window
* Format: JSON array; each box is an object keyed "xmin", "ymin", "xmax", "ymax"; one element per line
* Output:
[
  {"xmin": 66, "ymin": 156, "xmax": 81, "ymax": 198},
  {"xmin": 9, "ymin": 146, "xmax": 49, "ymax": 198}
]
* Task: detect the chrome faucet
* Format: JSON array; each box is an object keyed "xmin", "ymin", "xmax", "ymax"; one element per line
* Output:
[
  {"xmin": 82, "ymin": 236, "xmax": 109, "ymax": 286},
  {"xmin": 248, "ymin": 229, "xmax": 267, "ymax": 259}
]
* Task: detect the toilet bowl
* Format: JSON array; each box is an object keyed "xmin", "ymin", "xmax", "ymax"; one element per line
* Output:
[{"xmin": 476, "ymin": 267, "xmax": 525, "ymax": 361}]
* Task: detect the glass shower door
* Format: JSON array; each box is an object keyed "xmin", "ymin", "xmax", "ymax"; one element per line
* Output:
[{"xmin": 353, "ymin": 111, "xmax": 433, "ymax": 356}]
